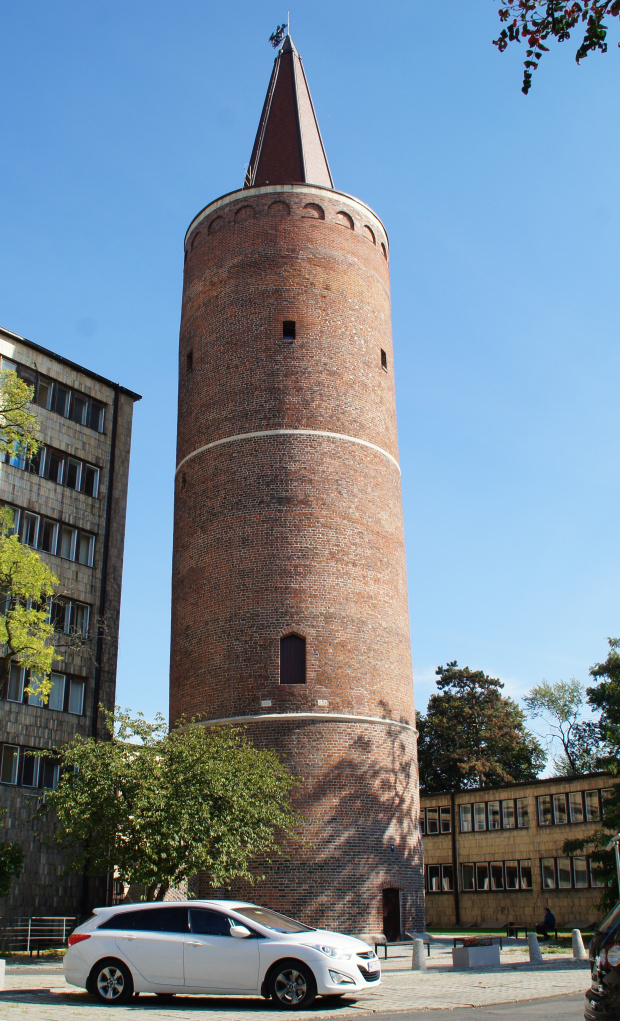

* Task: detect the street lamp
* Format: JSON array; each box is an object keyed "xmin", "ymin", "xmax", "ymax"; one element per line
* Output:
[{"xmin": 605, "ymin": 833, "xmax": 620, "ymax": 894}]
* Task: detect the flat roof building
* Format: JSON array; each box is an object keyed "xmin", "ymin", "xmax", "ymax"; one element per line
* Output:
[
  {"xmin": 421, "ymin": 773, "xmax": 614, "ymax": 931},
  {"xmin": 0, "ymin": 324, "xmax": 140, "ymax": 916}
]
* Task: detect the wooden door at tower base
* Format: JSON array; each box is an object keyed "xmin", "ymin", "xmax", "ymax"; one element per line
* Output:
[{"xmin": 382, "ymin": 888, "xmax": 401, "ymax": 941}]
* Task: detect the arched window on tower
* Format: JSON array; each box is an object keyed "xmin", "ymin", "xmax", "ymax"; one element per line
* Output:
[{"xmin": 280, "ymin": 634, "xmax": 306, "ymax": 685}]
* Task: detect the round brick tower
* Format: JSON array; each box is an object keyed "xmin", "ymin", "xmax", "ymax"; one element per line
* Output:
[{"xmin": 170, "ymin": 35, "xmax": 424, "ymax": 935}]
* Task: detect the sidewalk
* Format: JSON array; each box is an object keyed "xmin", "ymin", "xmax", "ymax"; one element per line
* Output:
[{"xmin": 0, "ymin": 946, "xmax": 591, "ymax": 1020}]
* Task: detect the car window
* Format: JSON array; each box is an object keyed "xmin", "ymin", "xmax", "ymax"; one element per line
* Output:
[
  {"xmin": 99, "ymin": 907, "xmax": 189, "ymax": 933},
  {"xmin": 598, "ymin": 901, "xmax": 620, "ymax": 935},
  {"xmin": 190, "ymin": 909, "xmax": 234, "ymax": 936},
  {"xmin": 233, "ymin": 906, "xmax": 315, "ymax": 933}
]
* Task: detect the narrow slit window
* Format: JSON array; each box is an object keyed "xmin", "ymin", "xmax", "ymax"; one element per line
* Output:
[
  {"xmin": 186, "ymin": 350, "xmax": 193, "ymax": 372},
  {"xmin": 280, "ymin": 633, "xmax": 306, "ymax": 684},
  {"xmin": 381, "ymin": 349, "xmax": 388, "ymax": 370},
  {"xmin": 282, "ymin": 320, "xmax": 296, "ymax": 341}
]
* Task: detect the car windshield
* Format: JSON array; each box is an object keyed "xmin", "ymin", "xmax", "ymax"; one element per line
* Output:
[
  {"xmin": 234, "ymin": 906, "xmax": 315, "ymax": 933},
  {"xmin": 598, "ymin": 901, "xmax": 620, "ymax": 935}
]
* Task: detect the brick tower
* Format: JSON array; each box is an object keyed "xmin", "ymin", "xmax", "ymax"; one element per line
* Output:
[{"xmin": 170, "ymin": 35, "xmax": 424, "ymax": 935}]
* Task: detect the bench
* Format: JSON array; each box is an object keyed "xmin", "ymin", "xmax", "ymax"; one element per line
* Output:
[
  {"xmin": 374, "ymin": 934, "xmax": 431, "ymax": 959},
  {"xmin": 505, "ymin": 924, "xmax": 558, "ymax": 940}
]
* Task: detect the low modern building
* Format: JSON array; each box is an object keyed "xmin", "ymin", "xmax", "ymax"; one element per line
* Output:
[
  {"xmin": 0, "ymin": 324, "xmax": 140, "ymax": 917},
  {"xmin": 421, "ymin": 773, "xmax": 614, "ymax": 930}
]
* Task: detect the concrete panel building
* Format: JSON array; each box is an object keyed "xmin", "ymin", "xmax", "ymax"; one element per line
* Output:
[
  {"xmin": 0, "ymin": 324, "xmax": 140, "ymax": 917},
  {"xmin": 170, "ymin": 36, "xmax": 424, "ymax": 936},
  {"xmin": 421, "ymin": 773, "xmax": 614, "ymax": 930}
]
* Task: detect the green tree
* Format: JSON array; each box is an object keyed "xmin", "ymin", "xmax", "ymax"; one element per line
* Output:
[
  {"xmin": 563, "ymin": 639, "xmax": 620, "ymax": 909},
  {"xmin": 0, "ymin": 809, "xmax": 24, "ymax": 898},
  {"xmin": 0, "ymin": 369, "xmax": 59, "ymax": 701},
  {"xmin": 42, "ymin": 709, "xmax": 302, "ymax": 901},
  {"xmin": 417, "ymin": 661, "xmax": 546, "ymax": 792},
  {"xmin": 524, "ymin": 677, "xmax": 604, "ymax": 775},
  {"xmin": 494, "ymin": 1, "xmax": 620, "ymax": 93},
  {"xmin": 0, "ymin": 368, "xmax": 40, "ymax": 463}
]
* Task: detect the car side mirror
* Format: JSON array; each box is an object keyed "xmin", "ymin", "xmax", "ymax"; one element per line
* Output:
[{"xmin": 230, "ymin": 924, "xmax": 252, "ymax": 939}]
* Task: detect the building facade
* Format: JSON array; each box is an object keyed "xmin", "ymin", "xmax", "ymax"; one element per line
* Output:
[
  {"xmin": 421, "ymin": 773, "xmax": 614, "ymax": 930},
  {"xmin": 170, "ymin": 36, "xmax": 424, "ymax": 936},
  {"xmin": 0, "ymin": 324, "xmax": 140, "ymax": 916}
]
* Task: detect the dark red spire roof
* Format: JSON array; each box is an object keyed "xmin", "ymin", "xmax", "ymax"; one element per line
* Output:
[{"xmin": 245, "ymin": 35, "xmax": 333, "ymax": 190}]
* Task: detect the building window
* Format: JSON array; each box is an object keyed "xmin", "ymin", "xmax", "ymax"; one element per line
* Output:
[
  {"xmin": 50, "ymin": 599, "xmax": 90, "ymax": 637},
  {"xmin": 573, "ymin": 856, "xmax": 588, "ymax": 889},
  {"xmin": 83, "ymin": 464, "xmax": 99, "ymax": 498},
  {"xmin": 475, "ymin": 863, "xmax": 490, "ymax": 890},
  {"xmin": 381, "ymin": 349, "xmax": 388, "ymax": 371},
  {"xmin": 0, "ymin": 745, "xmax": 19, "ymax": 784},
  {"xmin": 502, "ymin": 800, "xmax": 515, "ymax": 829},
  {"xmin": 505, "ymin": 861, "xmax": 519, "ymax": 890},
  {"xmin": 282, "ymin": 320, "xmax": 296, "ymax": 341},
  {"xmin": 7, "ymin": 665, "xmax": 25, "ymax": 703},
  {"xmin": 426, "ymin": 808, "xmax": 439, "ymax": 834},
  {"xmin": 602, "ymin": 788, "xmax": 615, "ymax": 820},
  {"xmin": 441, "ymin": 865, "xmax": 454, "ymax": 891},
  {"xmin": 68, "ymin": 678, "xmax": 85, "ymax": 715},
  {"xmin": 519, "ymin": 860, "xmax": 533, "ymax": 889},
  {"xmin": 473, "ymin": 803, "xmax": 486, "ymax": 831},
  {"xmin": 60, "ymin": 526, "xmax": 77, "ymax": 560},
  {"xmin": 48, "ymin": 673, "xmax": 66, "ymax": 711},
  {"xmin": 590, "ymin": 859, "xmax": 605, "ymax": 888},
  {"xmin": 280, "ymin": 634, "xmax": 306, "ymax": 684},
  {"xmin": 461, "ymin": 864, "xmax": 475, "ymax": 891},
  {"xmin": 22, "ymin": 512, "xmax": 39, "ymax": 548},
  {"xmin": 21, "ymin": 751, "xmax": 40, "ymax": 788},
  {"xmin": 459, "ymin": 805, "xmax": 472, "ymax": 832},
  {"xmin": 440, "ymin": 806, "xmax": 451, "ymax": 833},
  {"xmin": 553, "ymin": 793, "xmax": 567, "ymax": 825},
  {"xmin": 569, "ymin": 791, "xmax": 584, "ymax": 823},
  {"xmin": 78, "ymin": 531, "xmax": 95, "ymax": 567},
  {"xmin": 41, "ymin": 759, "xmax": 60, "ymax": 790},
  {"xmin": 537, "ymin": 795, "xmax": 552, "ymax": 826},
  {"xmin": 541, "ymin": 858, "xmax": 556, "ymax": 889},
  {"xmin": 585, "ymin": 789, "xmax": 600, "ymax": 822},
  {"xmin": 419, "ymin": 813, "xmax": 425, "ymax": 835},
  {"xmin": 516, "ymin": 798, "xmax": 529, "ymax": 827},
  {"xmin": 186, "ymin": 350, "xmax": 193, "ymax": 372},
  {"xmin": 427, "ymin": 865, "xmax": 441, "ymax": 892},
  {"xmin": 488, "ymin": 801, "xmax": 501, "ymax": 830},
  {"xmin": 557, "ymin": 856, "xmax": 572, "ymax": 888},
  {"xmin": 490, "ymin": 862, "xmax": 504, "ymax": 890}
]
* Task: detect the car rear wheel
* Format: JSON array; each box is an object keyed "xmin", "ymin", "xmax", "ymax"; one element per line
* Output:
[
  {"xmin": 89, "ymin": 958, "xmax": 134, "ymax": 1005},
  {"xmin": 270, "ymin": 960, "xmax": 317, "ymax": 1009}
]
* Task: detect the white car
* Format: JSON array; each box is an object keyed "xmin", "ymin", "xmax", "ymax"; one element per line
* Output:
[{"xmin": 64, "ymin": 899, "xmax": 381, "ymax": 1008}]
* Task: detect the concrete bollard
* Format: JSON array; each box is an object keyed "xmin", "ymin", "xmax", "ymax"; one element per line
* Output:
[
  {"xmin": 527, "ymin": 931, "xmax": 543, "ymax": 964},
  {"xmin": 572, "ymin": 928, "xmax": 588, "ymax": 961},
  {"xmin": 411, "ymin": 938, "xmax": 427, "ymax": 970},
  {"xmin": 0, "ymin": 959, "xmax": 5, "ymax": 991}
]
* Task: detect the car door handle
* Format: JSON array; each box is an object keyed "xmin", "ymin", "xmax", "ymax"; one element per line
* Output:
[
  {"xmin": 186, "ymin": 940, "xmax": 202, "ymax": 946},
  {"xmin": 121, "ymin": 935, "xmax": 137, "ymax": 940}
]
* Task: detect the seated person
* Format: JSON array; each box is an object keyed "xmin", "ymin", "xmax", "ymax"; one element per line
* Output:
[{"xmin": 535, "ymin": 906, "xmax": 556, "ymax": 940}]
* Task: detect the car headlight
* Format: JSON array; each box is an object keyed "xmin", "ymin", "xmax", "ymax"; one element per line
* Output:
[
  {"xmin": 605, "ymin": 944, "xmax": 620, "ymax": 968},
  {"xmin": 310, "ymin": 944, "xmax": 352, "ymax": 960}
]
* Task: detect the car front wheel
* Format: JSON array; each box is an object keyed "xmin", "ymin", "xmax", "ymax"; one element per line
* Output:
[
  {"xmin": 89, "ymin": 958, "xmax": 134, "ymax": 1005},
  {"xmin": 270, "ymin": 960, "xmax": 317, "ymax": 1009}
]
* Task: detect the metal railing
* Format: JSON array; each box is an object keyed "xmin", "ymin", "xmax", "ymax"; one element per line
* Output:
[{"xmin": 0, "ymin": 916, "xmax": 77, "ymax": 954}]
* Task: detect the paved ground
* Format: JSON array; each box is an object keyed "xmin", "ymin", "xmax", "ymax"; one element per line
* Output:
[
  {"xmin": 370, "ymin": 994, "xmax": 584, "ymax": 1020},
  {"xmin": 0, "ymin": 944, "xmax": 592, "ymax": 1020}
]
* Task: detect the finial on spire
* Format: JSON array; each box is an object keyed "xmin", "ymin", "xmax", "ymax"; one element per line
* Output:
[{"xmin": 269, "ymin": 24, "xmax": 287, "ymax": 48}]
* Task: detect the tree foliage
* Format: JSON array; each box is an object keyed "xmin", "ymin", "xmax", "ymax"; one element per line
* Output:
[
  {"xmin": 524, "ymin": 677, "xmax": 604, "ymax": 775},
  {"xmin": 563, "ymin": 639, "xmax": 620, "ymax": 909},
  {"xmin": 494, "ymin": 1, "xmax": 620, "ymax": 93},
  {"xmin": 0, "ymin": 368, "xmax": 40, "ymax": 463},
  {"xmin": 0, "ymin": 809, "xmax": 24, "ymax": 898},
  {"xmin": 42, "ymin": 709, "xmax": 302, "ymax": 901},
  {"xmin": 417, "ymin": 661, "xmax": 546, "ymax": 792}
]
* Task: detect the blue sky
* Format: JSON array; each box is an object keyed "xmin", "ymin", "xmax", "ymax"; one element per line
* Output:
[{"xmin": 1, "ymin": 1, "xmax": 618, "ymax": 735}]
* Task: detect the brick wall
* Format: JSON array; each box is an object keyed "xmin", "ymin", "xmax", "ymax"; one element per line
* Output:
[{"xmin": 170, "ymin": 183, "xmax": 423, "ymax": 934}]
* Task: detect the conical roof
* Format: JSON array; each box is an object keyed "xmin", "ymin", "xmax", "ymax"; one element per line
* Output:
[{"xmin": 245, "ymin": 35, "xmax": 333, "ymax": 189}]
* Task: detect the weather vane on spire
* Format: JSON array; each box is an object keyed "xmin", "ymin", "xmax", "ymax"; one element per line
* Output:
[{"xmin": 269, "ymin": 13, "xmax": 289, "ymax": 48}]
